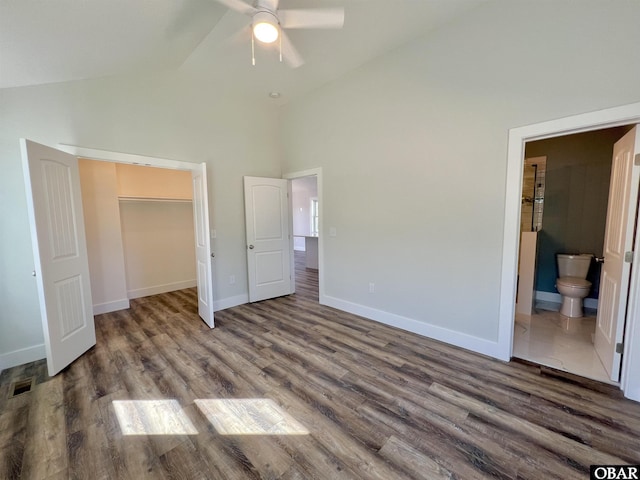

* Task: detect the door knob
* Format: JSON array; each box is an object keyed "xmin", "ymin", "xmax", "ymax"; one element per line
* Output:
[
  {"xmin": 248, "ymin": 245, "xmax": 255, "ymax": 249},
  {"xmin": 211, "ymin": 253, "xmax": 215, "ymax": 258},
  {"xmin": 31, "ymin": 270, "xmax": 36, "ymax": 277},
  {"xmin": 595, "ymin": 257, "xmax": 605, "ymax": 263}
]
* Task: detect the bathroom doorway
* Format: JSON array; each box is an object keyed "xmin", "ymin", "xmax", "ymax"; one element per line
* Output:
[{"xmin": 512, "ymin": 125, "xmax": 636, "ymax": 383}]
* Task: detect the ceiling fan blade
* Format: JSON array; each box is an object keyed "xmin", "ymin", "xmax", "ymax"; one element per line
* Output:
[
  {"xmin": 214, "ymin": 0, "xmax": 257, "ymax": 16},
  {"xmin": 227, "ymin": 24, "xmax": 252, "ymax": 47},
  {"xmin": 280, "ymin": 31, "xmax": 304, "ymax": 68},
  {"xmin": 279, "ymin": 8, "xmax": 345, "ymax": 29},
  {"xmin": 260, "ymin": 0, "xmax": 279, "ymax": 12}
]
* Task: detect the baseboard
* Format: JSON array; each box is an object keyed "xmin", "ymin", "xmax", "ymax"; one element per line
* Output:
[
  {"xmin": 93, "ymin": 298, "xmax": 130, "ymax": 315},
  {"xmin": 535, "ymin": 291, "xmax": 559, "ymax": 303},
  {"xmin": 213, "ymin": 294, "xmax": 249, "ymax": 312},
  {"xmin": 128, "ymin": 280, "xmax": 197, "ymax": 299},
  {"xmin": 535, "ymin": 290, "xmax": 599, "ymax": 309},
  {"xmin": 0, "ymin": 344, "xmax": 46, "ymax": 372},
  {"xmin": 322, "ymin": 295, "xmax": 502, "ymax": 360}
]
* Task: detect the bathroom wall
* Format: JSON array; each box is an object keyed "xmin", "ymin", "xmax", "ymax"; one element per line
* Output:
[
  {"xmin": 521, "ymin": 157, "xmax": 546, "ymax": 233},
  {"xmin": 526, "ymin": 126, "xmax": 632, "ymax": 299}
]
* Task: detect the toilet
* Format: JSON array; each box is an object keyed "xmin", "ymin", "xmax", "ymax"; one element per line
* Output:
[{"xmin": 556, "ymin": 253, "xmax": 593, "ymax": 318}]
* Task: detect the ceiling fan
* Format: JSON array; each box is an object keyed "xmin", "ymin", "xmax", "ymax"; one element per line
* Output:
[{"xmin": 213, "ymin": 0, "xmax": 345, "ymax": 68}]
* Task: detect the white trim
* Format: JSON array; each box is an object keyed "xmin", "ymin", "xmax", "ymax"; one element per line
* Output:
[
  {"xmin": 93, "ymin": 298, "xmax": 130, "ymax": 315},
  {"xmin": 499, "ymin": 101, "xmax": 640, "ymax": 402},
  {"xmin": 283, "ymin": 168, "xmax": 325, "ymax": 304},
  {"xmin": 623, "ymin": 239, "xmax": 640, "ymax": 401},
  {"xmin": 324, "ymin": 295, "xmax": 501, "ymax": 359},
  {"xmin": 128, "ymin": 280, "xmax": 197, "ymax": 299},
  {"xmin": 0, "ymin": 344, "xmax": 46, "ymax": 371},
  {"xmin": 213, "ymin": 294, "xmax": 249, "ymax": 312},
  {"xmin": 534, "ymin": 291, "xmax": 599, "ymax": 310},
  {"xmin": 58, "ymin": 145, "xmax": 200, "ymax": 171}
]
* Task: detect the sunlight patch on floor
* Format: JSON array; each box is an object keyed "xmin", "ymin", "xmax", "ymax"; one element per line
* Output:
[
  {"xmin": 113, "ymin": 399, "xmax": 198, "ymax": 436},
  {"xmin": 195, "ymin": 398, "xmax": 309, "ymax": 435}
]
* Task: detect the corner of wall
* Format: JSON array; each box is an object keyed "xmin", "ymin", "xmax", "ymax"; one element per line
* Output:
[
  {"xmin": 0, "ymin": 344, "xmax": 46, "ymax": 372},
  {"xmin": 213, "ymin": 294, "xmax": 249, "ymax": 312},
  {"xmin": 93, "ymin": 299, "xmax": 130, "ymax": 315}
]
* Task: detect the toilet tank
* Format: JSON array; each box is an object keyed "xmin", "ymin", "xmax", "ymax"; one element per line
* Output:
[{"xmin": 557, "ymin": 254, "xmax": 593, "ymax": 279}]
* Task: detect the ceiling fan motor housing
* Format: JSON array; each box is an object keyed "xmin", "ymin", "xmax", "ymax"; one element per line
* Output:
[{"xmin": 253, "ymin": 10, "xmax": 280, "ymax": 43}]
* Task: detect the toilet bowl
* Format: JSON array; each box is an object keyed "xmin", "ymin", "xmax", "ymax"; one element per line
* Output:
[
  {"xmin": 556, "ymin": 253, "xmax": 593, "ymax": 318},
  {"xmin": 556, "ymin": 276, "xmax": 591, "ymax": 317}
]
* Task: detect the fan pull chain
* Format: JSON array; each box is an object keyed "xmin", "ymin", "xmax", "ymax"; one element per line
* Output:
[
  {"xmin": 279, "ymin": 29, "xmax": 283, "ymax": 63},
  {"xmin": 251, "ymin": 33, "xmax": 256, "ymax": 66}
]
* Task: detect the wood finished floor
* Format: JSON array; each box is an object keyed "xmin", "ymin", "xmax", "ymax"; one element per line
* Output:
[{"xmin": 1, "ymin": 251, "xmax": 640, "ymax": 479}]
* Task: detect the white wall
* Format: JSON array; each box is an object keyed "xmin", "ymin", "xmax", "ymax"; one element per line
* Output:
[
  {"xmin": 0, "ymin": 71, "xmax": 281, "ymax": 369},
  {"xmin": 280, "ymin": 0, "xmax": 640, "ymax": 355},
  {"xmin": 120, "ymin": 200, "xmax": 196, "ymax": 298},
  {"xmin": 78, "ymin": 159, "xmax": 129, "ymax": 314}
]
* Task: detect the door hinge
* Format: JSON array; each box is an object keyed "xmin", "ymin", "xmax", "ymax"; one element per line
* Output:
[
  {"xmin": 635, "ymin": 153, "xmax": 640, "ymax": 166},
  {"xmin": 616, "ymin": 342, "xmax": 624, "ymax": 354},
  {"xmin": 625, "ymin": 251, "xmax": 634, "ymax": 263}
]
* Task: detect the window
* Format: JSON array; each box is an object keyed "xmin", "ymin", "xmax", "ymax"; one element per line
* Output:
[{"xmin": 310, "ymin": 197, "xmax": 319, "ymax": 236}]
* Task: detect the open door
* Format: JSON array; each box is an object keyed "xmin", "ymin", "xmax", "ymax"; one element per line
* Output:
[
  {"xmin": 244, "ymin": 176, "xmax": 293, "ymax": 302},
  {"xmin": 193, "ymin": 164, "xmax": 215, "ymax": 328},
  {"xmin": 20, "ymin": 139, "xmax": 96, "ymax": 376},
  {"xmin": 595, "ymin": 126, "xmax": 640, "ymax": 380}
]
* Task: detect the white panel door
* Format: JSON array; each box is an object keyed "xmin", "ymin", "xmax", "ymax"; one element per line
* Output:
[
  {"xmin": 20, "ymin": 139, "xmax": 96, "ymax": 376},
  {"xmin": 244, "ymin": 176, "xmax": 293, "ymax": 302},
  {"xmin": 192, "ymin": 164, "xmax": 214, "ymax": 328},
  {"xmin": 595, "ymin": 126, "xmax": 640, "ymax": 381}
]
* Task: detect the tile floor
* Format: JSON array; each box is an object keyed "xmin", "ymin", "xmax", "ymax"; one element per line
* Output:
[{"xmin": 513, "ymin": 304, "xmax": 614, "ymax": 384}]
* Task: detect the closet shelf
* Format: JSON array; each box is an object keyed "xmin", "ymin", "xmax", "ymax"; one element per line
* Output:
[{"xmin": 118, "ymin": 196, "xmax": 192, "ymax": 203}]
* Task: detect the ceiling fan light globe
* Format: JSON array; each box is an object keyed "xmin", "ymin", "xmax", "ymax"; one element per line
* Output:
[{"xmin": 253, "ymin": 22, "xmax": 279, "ymax": 43}]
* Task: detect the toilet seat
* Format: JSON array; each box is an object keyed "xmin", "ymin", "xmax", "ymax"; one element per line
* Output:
[{"xmin": 557, "ymin": 276, "xmax": 591, "ymax": 289}]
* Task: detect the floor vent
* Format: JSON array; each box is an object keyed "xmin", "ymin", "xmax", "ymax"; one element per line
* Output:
[{"xmin": 9, "ymin": 377, "xmax": 35, "ymax": 398}]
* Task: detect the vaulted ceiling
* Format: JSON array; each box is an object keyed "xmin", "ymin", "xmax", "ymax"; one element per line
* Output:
[{"xmin": 0, "ymin": 0, "xmax": 485, "ymax": 101}]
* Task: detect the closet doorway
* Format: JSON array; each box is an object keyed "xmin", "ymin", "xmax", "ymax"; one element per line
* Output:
[{"xmin": 61, "ymin": 145, "xmax": 215, "ymax": 327}]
